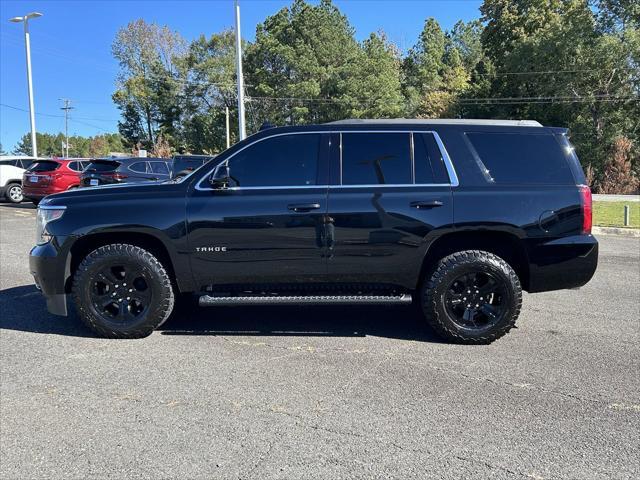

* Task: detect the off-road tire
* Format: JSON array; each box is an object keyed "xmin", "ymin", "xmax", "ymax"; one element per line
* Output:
[
  {"xmin": 72, "ymin": 244, "xmax": 175, "ymax": 338},
  {"xmin": 420, "ymin": 250, "xmax": 522, "ymax": 344}
]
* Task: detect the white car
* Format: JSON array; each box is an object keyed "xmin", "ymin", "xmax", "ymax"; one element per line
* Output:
[{"xmin": 0, "ymin": 157, "xmax": 37, "ymax": 203}]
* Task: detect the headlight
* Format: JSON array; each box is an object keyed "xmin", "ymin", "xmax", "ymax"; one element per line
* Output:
[{"xmin": 36, "ymin": 206, "xmax": 66, "ymax": 245}]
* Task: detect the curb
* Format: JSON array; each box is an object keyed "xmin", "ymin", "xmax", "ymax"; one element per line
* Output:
[{"xmin": 593, "ymin": 226, "xmax": 640, "ymax": 237}]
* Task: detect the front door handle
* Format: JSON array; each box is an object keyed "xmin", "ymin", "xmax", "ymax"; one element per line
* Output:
[
  {"xmin": 288, "ymin": 203, "xmax": 321, "ymax": 213},
  {"xmin": 410, "ymin": 200, "xmax": 444, "ymax": 209}
]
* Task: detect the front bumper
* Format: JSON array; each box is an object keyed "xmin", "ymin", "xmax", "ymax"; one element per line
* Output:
[
  {"xmin": 526, "ymin": 234, "xmax": 598, "ymax": 293},
  {"xmin": 29, "ymin": 238, "xmax": 73, "ymax": 316}
]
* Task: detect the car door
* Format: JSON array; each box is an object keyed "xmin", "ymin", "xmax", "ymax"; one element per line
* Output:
[
  {"xmin": 326, "ymin": 130, "xmax": 455, "ymax": 288},
  {"xmin": 186, "ymin": 132, "xmax": 330, "ymax": 289}
]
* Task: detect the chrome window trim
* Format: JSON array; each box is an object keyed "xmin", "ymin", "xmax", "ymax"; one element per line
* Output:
[{"xmin": 195, "ymin": 129, "xmax": 459, "ymax": 191}]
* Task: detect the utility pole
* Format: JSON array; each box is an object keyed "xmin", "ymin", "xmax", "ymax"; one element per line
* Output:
[
  {"xmin": 60, "ymin": 98, "xmax": 73, "ymax": 157},
  {"xmin": 234, "ymin": 0, "xmax": 246, "ymax": 140},
  {"xmin": 225, "ymin": 106, "xmax": 230, "ymax": 149},
  {"xmin": 9, "ymin": 12, "xmax": 43, "ymax": 158}
]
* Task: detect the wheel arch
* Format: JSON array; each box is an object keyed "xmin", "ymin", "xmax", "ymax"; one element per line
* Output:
[
  {"xmin": 418, "ymin": 230, "xmax": 530, "ymax": 291},
  {"xmin": 65, "ymin": 230, "xmax": 187, "ymax": 294}
]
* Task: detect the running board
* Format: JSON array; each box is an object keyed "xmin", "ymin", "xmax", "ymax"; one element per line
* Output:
[{"xmin": 198, "ymin": 294, "xmax": 413, "ymax": 307}]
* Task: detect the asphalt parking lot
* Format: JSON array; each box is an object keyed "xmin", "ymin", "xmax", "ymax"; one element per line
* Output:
[{"xmin": 1, "ymin": 202, "xmax": 638, "ymax": 480}]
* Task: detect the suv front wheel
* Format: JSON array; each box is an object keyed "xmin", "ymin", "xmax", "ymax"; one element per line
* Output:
[
  {"xmin": 420, "ymin": 250, "xmax": 522, "ymax": 344},
  {"xmin": 72, "ymin": 244, "xmax": 175, "ymax": 338}
]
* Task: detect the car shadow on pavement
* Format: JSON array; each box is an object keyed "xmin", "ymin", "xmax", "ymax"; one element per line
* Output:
[
  {"xmin": 0, "ymin": 285, "xmax": 443, "ymax": 343},
  {"xmin": 160, "ymin": 300, "xmax": 444, "ymax": 343},
  {"xmin": 0, "ymin": 284, "xmax": 95, "ymax": 337}
]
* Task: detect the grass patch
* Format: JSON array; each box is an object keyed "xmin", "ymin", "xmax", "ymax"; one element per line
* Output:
[{"xmin": 593, "ymin": 201, "xmax": 640, "ymax": 228}]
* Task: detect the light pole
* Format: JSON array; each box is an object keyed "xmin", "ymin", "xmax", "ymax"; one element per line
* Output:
[
  {"xmin": 9, "ymin": 12, "xmax": 42, "ymax": 158},
  {"xmin": 234, "ymin": 0, "xmax": 246, "ymax": 141}
]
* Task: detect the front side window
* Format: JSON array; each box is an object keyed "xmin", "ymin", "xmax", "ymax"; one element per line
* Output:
[
  {"xmin": 341, "ymin": 133, "xmax": 411, "ymax": 185},
  {"xmin": 227, "ymin": 134, "xmax": 320, "ymax": 187}
]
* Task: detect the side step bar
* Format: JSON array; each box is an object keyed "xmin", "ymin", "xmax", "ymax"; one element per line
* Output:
[{"xmin": 198, "ymin": 294, "xmax": 413, "ymax": 307}]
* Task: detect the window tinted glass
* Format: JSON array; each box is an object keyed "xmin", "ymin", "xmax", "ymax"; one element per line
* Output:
[
  {"xmin": 68, "ymin": 161, "xmax": 80, "ymax": 172},
  {"xmin": 86, "ymin": 161, "xmax": 119, "ymax": 172},
  {"xmin": 414, "ymin": 133, "xmax": 450, "ymax": 184},
  {"xmin": 129, "ymin": 162, "xmax": 147, "ymax": 173},
  {"xmin": 229, "ymin": 134, "xmax": 320, "ymax": 187},
  {"xmin": 19, "ymin": 159, "xmax": 33, "ymax": 169},
  {"xmin": 149, "ymin": 161, "xmax": 169, "ymax": 174},
  {"xmin": 27, "ymin": 161, "xmax": 61, "ymax": 172},
  {"xmin": 342, "ymin": 133, "xmax": 411, "ymax": 185},
  {"xmin": 466, "ymin": 132, "xmax": 574, "ymax": 185}
]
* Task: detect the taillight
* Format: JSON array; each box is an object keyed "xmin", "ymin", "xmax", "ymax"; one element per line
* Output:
[
  {"xmin": 113, "ymin": 173, "xmax": 128, "ymax": 181},
  {"xmin": 579, "ymin": 185, "xmax": 592, "ymax": 234}
]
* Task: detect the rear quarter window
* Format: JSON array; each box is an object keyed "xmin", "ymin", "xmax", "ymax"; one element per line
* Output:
[{"xmin": 465, "ymin": 132, "xmax": 575, "ymax": 185}]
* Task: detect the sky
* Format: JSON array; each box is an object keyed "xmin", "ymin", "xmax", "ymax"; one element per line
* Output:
[{"xmin": 0, "ymin": 0, "xmax": 483, "ymax": 153}]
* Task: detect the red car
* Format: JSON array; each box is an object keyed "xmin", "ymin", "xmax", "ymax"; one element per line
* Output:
[{"xmin": 22, "ymin": 159, "xmax": 92, "ymax": 205}]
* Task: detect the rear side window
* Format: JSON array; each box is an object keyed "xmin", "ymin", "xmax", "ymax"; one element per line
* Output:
[
  {"xmin": 228, "ymin": 133, "xmax": 320, "ymax": 187},
  {"xmin": 414, "ymin": 133, "xmax": 450, "ymax": 184},
  {"xmin": 68, "ymin": 161, "xmax": 82, "ymax": 172},
  {"xmin": 28, "ymin": 161, "xmax": 60, "ymax": 172},
  {"xmin": 341, "ymin": 133, "xmax": 411, "ymax": 185},
  {"xmin": 86, "ymin": 161, "xmax": 120, "ymax": 172},
  {"xmin": 466, "ymin": 132, "xmax": 574, "ymax": 185},
  {"xmin": 149, "ymin": 162, "xmax": 169, "ymax": 174},
  {"xmin": 129, "ymin": 162, "xmax": 148, "ymax": 173}
]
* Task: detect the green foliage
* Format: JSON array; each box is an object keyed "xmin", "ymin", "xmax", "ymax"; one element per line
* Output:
[{"xmin": 13, "ymin": 132, "xmax": 125, "ymax": 158}]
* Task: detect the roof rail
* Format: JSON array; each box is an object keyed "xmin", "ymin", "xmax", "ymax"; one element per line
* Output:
[{"xmin": 326, "ymin": 118, "xmax": 543, "ymax": 127}]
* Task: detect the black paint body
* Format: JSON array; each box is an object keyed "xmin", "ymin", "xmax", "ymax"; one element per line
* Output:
[{"xmin": 30, "ymin": 122, "xmax": 598, "ymax": 316}]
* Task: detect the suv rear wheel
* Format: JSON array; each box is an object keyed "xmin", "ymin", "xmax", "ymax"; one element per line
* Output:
[
  {"xmin": 420, "ymin": 250, "xmax": 522, "ymax": 344},
  {"xmin": 5, "ymin": 183, "xmax": 23, "ymax": 203},
  {"xmin": 72, "ymin": 244, "xmax": 175, "ymax": 338}
]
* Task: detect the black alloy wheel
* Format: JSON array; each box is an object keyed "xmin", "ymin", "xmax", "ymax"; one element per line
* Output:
[
  {"xmin": 90, "ymin": 262, "xmax": 153, "ymax": 324},
  {"xmin": 420, "ymin": 250, "xmax": 522, "ymax": 344},
  {"xmin": 444, "ymin": 271, "xmax": 508, "ymax": 331},
  {"xmin": 72, "ymin": 244, "xmax": 175, "ymax": 338}
]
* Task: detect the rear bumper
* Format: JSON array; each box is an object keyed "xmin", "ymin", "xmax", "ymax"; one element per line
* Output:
[
  {"xmin": 29, "ymin": 237, "xmax": 74, "ymax": 316},
  {"xmin": 526, "ymin": 234, "xmax": 598, "ymax": 293}
]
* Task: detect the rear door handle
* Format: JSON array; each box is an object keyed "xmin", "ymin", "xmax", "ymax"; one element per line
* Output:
[
  {"xmin": 288, "ymin": 203, "xmax": 321, "ymax": 213},
  {"xmin": 410, "ymin": 200, "xmax": 444, "ymax": 209}
]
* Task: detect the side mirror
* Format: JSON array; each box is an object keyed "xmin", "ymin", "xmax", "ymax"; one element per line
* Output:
[{"xmin": 209, "ymin": 163, "xmax": 231, "ymax": 189}]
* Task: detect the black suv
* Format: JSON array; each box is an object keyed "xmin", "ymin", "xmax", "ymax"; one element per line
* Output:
[
  {"xmin": 30, "ymin": 120, "xmax": 597, "ymax": 343},
  {"xmin": 81, "ymin": 158, "xmax": 171, "ymax": 186}
]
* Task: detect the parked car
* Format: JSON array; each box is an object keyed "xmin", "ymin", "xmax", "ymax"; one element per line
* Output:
[
  {"xmin": 0, "ymin": 157, "xmax": 37, "ymax": 203},
  {"xmin": 170, "ymin": 155, "xmax": 215, "ymax": 179},
  {"xmin": 30, "ymin": 119, "xmax": 597, "ymax": 342},
  {"xmin": 80, "ymin": 158, "xmax": 172, "ymax": 187},
  {"xmin": 22, "ymin": 158, "xmax": 91, "ymax": 205}
]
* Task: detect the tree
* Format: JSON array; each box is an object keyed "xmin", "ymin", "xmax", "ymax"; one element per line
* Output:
[
  {"xmin": 13, "ymin": 132, "xmax": 125, "ymax": 157},
  {"xmin": 343, "ymin": 31, "xmax": 404, "ymax": 119},
  {"xmin": 245, "ymin": 0, "xmax": 360, "ymax": 125},
  {"xmin": 112, "ymin": 19, "xmax": 186, "ymax": 149},
  {"xmin": 178, "ymin": 30, "xmax": 240, "ymax": 153},
  {"xmin": 598, "ymin": 137, "xmax": 640, "ymax": 193},
  {"xmin": 402, "ymin": 18, "xmax": 446, "ymax": 116}
]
